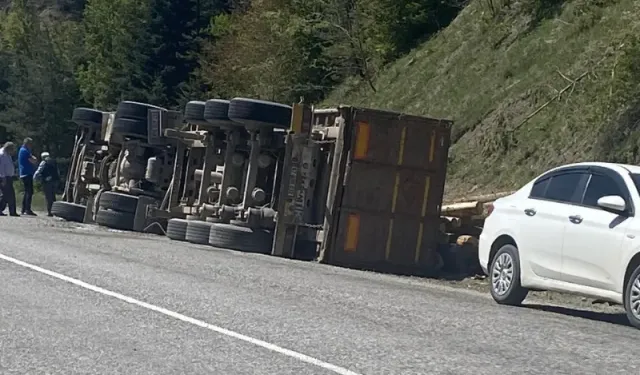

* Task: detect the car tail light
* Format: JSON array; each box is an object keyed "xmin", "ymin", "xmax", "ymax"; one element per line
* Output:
[{"xmin": 486, "ymin": 203, "xmax": 494, "ymax": 217}]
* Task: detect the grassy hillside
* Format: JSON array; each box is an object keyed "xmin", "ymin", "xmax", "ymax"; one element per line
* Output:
[{"xmin": 325, "ymin": 0, "xmax": 640, "ymax": 199}]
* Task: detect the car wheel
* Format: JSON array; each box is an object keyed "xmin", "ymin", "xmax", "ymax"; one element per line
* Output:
[
  {"xmin": 489, "ymin": 244, "xmax": 528, "ymax": 305},
  {"xmin": 623, "ymin": 265, "xmax": 640, "ymax": 329}
]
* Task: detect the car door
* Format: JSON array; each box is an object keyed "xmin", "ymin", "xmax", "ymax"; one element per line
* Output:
[
  {"xmin": 517, "ymin": 169, "xmax": 589, "ymax": 281},
  {"xmin": 560, "ymin": 169, "xmax": 632, "ymax": 292}
]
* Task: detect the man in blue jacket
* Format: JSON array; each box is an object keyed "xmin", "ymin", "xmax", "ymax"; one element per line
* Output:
[{"xmin": 18, "ymin": 137, "xmax": 38, "ymax": 216}]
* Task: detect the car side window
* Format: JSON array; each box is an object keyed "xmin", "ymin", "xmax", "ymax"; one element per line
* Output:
[
  {"xmin": 544, "ymin": 172, "xmax": 584, "ymax": 203},
  {"xmin": 582, "ymin": 174, "xmax": 625, "ymax": 207},
  {"xmin": 530, "ymin": 177, "xmax": 550, "ymax": 198}
]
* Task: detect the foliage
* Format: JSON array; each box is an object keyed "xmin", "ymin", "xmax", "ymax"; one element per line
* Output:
[
  {"xmin": 198, "ymin": 0, "xmax": 462, "ymax": 104},
  {"xmin": 77, "ymin": 0, "xmax": 153, "ymax": 109},
  {"xmin": 325, "ymin": 0, "xmax": 640, "ymax": 198},
  {"xmin": 0, "ymin": 0, "xmax": 83, "ymax": 156},
  {"xmin": 5, "ymin": 0, "xmax": 636, "ymax": 202}
]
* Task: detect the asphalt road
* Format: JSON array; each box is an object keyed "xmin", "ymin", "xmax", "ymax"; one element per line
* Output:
[{"xmin": 0, "ymin": 216, "xmax": 639, "ymax": 375}]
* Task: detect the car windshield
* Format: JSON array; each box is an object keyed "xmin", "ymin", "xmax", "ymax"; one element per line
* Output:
[{"xmin": 630, "ymin": 174, "xmax": 640, "ymax": 195}]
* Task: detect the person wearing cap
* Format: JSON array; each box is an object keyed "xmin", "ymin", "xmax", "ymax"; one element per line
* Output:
[
  {"xmin": 34, "ymin": 151, "xmax": 60, "ymax": 217},
  {"xmin": 0, "ymin": 142, "xmax": 18, "ymax": 216}
]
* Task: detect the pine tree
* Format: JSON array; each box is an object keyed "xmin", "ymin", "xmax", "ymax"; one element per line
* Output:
[
  {"xmin": 78, "ymin": 0, "xmax": 154, "ymax": 109},
  {"xmin": 0, "ymin": 0, "xmax": 82, "ymax": 156}
]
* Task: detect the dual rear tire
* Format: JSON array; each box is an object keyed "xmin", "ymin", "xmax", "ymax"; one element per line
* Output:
[
  {"xmin": 166, "ymin": 218, "xmax": 273, "ymax": 254},
  {"xmin": 95, "ymin": 192, "xmax": 138, "ymax": 231}
]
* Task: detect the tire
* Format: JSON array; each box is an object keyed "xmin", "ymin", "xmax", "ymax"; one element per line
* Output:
[
  {"xmin": 113, "ymin": 101, "xmax": 165, "ymax": 138},
  {"xmin": 184, "ymin": 101, "xmax": 206, "ymax": 122},
  {"xmin": 95, "ymin": 208, "xmax": 135, "ymax": 231},
  {"xmin": 51, "ymin": 202, "xmax": 86, "ymax": 223},
  {"xmin": 228, "ymin": 98, "xmax": 292, "ymax": 130},
  {"xmin": 98, "ymin": 191, "xmax": 138, "ymax": 214},
  {"xmin": 624, "ymin": 265, "xmax": 640, "ymax": 329},
  {"xmin": 208, "ymin": 223, "xmax": 273, "ymax": 254},
  {"xmin": 111, "ymin": 117, "xmax": 148, "ymax": 138},
  {"xmin": 489, "ymin": 244, "xmax": 528, "ymax": 305},
  {"xmin": 186, "ymin": 220, "xmax": 215, "ymax": 245},
  {"xmin": 204, "ymin": 99, "xmax": 230, "ymax": 121},
  {"xmin": 166, "ymin": 218, "xmax": 188, "ymax": 241},
  {"xmin": 116, "ymin": 101, "xmax": 164, "ymax": 121},
  {"xmin": 204, "ymin": 99, "xmax": 235, "ymax": 129},
  {"xmin": 72, "ymin": 108, "xmax": 103, "ymax": 128}
]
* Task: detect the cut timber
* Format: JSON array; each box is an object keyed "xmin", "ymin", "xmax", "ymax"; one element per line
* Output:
[
  {"xmin": 441, "ymin": 201, "xmax": 483, "ymax": 216},
  {"xmin": 445, "ymin": 191, "xmax": 515, "ymax": 204}
]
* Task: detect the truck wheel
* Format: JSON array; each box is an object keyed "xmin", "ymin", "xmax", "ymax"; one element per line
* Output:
[
  {"xmin": 489, "ymin": 244, "xmax": 528, "ymax": 305},
  {"xmin": 98, "ymin": 191, "xmax": 138, "ymax": 214},
  {"xmin": 204, "ymin": 99, "xmax": 235, "ymax": 129},
  {"xmin": 72, "ymin": 108, "xmax": 103, "ymax": 128},
  {"xmin": 111, "ymin": 118, "xmax": 148, "ymax": 138},
  {"xmin": 184, "ymin": 100, "xmax": 207, "ymax": 125},
  {"xmin": 185, "ymin": 220, "xmax": 215, "ymax": 245},
  {"xmin": 51, "ymin": 202, "xmax": 86, "ymax": 223},
  {"xmin": 113, "ymin": 101, "xmax": 165, "ymax": 138},
  {"xmin": 166, "ymin": 218, "xmax": 188, "ymax": 241},
  {"xmin": 624, "ymin": 265, "xmax": 640, "ymax": 329},
  {"xmin": 208, "ymin": 223, "xmax": 273, "ymax": 254},
  {"xmin": 95, "ymin": 208, "xmax": 135, "ymax": 231},
  {"xmin": 228, "ymin": 98, "xmax": 292, "ymax": 130},
  {"xmin": 115, "ymin": 101, "xmax": 164, "ymax": 121}
]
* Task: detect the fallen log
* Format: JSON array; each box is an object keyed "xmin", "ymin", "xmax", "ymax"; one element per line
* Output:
[
  {"xmin": 441, "ymin": 201, "xmax": 483, "ymax": 216},
  {"xmin": 444, "ymin": 190, "xmax": 515, "ymax": 204}
]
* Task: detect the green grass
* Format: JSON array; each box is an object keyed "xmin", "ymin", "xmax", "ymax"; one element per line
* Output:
[{"xmin": 324, "ymin": 0, "xmax": 640, "ymax": 198}]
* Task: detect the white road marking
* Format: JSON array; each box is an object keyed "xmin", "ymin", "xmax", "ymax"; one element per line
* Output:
[{"xmin": 0, "ymin": 253, "xmax": 361, "ymax": 375}]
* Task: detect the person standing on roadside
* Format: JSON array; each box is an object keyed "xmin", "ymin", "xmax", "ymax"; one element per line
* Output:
[
  {"xmin": 18, "ymin": 137, "xmax": 38, "ymax": 216},
  {"xmin": 0, "ymin": 142, "xmax": 19, "ymax": 217},
  {"xmin": 34, "ymin": 152, "xmax": 60, "ymax": 217}
]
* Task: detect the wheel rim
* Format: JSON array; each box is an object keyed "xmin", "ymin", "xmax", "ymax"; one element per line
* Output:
[
  {"xmin": 491, "ymin": 253, "xmax": 514, "ymax": 296},
  {"xmin": 630, "ymin": 276, "xmax": 640, "ymax": 319}
]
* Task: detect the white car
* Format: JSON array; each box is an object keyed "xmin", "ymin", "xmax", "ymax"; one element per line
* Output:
[{"xmin": 478, "ymin": 162, "xmax": 640, "ymax": 328}]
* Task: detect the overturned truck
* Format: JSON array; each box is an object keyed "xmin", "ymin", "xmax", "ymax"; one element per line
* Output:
[
  {"xmin": 51, "ymin": 107, "xmax": 115, "ymax": 222},
  {"xmin": 151, "ymin": 98, "xmax": 289, "ymax": 252},
  {"xmin": 53, "ymin": 101, "xmax": 180, "ymax": 232},
  {"xmin": 271, "ymin": 104, "xmax": 453, "ymax": 275},
  {"xmin": 93, "ymin": 101, "xmax": 180, "ymax": 232},
  {"xmin": 157, "ymin": 99, "xmax": 454, "ymax": 276}
]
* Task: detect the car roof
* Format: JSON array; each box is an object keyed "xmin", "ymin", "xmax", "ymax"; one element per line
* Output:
[{"xmin": 550, "ymin": 162, "xmax": 640, "ymax": 175}]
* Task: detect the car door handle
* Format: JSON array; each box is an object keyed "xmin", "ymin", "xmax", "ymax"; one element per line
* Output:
[
  {"xmin": 524, "ymin": 208, "xmax": 536, "ymax": 216},
  {"xmin": 568, "ymin": 215, "xmax": 583, "ymax": 224}
]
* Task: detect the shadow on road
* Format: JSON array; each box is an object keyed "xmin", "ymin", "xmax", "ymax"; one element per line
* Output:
[{"xmin": 524, "ymin": 303, "xmax": 631, "ymax": 327}]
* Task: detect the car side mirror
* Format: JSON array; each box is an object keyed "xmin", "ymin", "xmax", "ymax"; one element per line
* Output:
[{"xmin": 597, "ymin": 195, "xmax": 627, "ymax": 213}]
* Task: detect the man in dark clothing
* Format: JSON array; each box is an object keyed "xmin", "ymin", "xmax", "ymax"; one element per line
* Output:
[
  {"xmin": 34, "ymin": 152, "xmax": 60, "ymax": 216},
  {"xmin": 18, "ymin": 137, "xmax": 38, "ymax": 216},
  {"xmin": 0, "ymin": 142, "xmax": 19, "ymax": 217}
]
